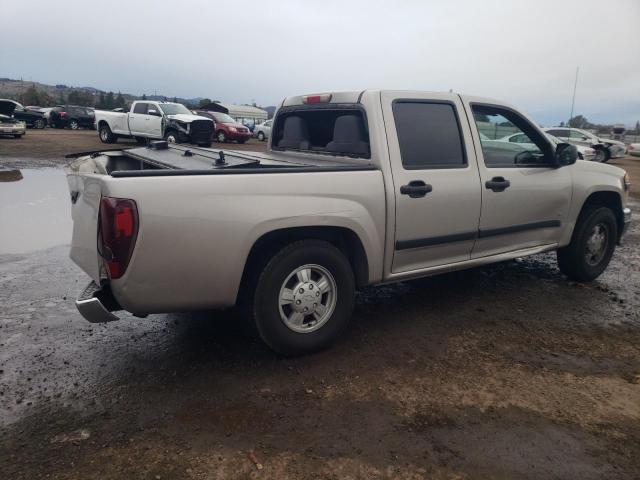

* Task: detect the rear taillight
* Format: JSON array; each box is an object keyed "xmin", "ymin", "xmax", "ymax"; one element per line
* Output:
[
  {"xmin": 99, "ymin": 197, "xmax": 139, "ymax": 279},
  {"xmin": 59, "ymin": 111, "xmax": 67, "ymax": 117}
]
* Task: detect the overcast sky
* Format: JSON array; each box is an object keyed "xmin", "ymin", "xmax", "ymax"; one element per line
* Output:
[{"xmin": 2, "ymin": 0, "xmax": 639, "ymax": 126}]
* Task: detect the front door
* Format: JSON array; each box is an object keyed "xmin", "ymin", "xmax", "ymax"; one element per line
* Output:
[
  {"xmin": 464, "ymin": 100, "xmax": 573, "ymax": 258},
  {"xmin": 381, "ymin": 92, "xmax": 482, "ymax": 273},
  {"xmin": 146, "ymin": 105, "xmax": 163, "ymax": 137}
]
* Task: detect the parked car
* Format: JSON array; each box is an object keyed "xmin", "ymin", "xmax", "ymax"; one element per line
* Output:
[
  {"xmin": 254, "ymin": 120, "xmax": 273, "ymax": 141},
  {"xmin": 66, "ymin": 89, "xmax": 631, "ymax": 356},
  {"xmin": 499, "ymin": 132, "xmax": 597, "ymax": 161},
  {"xmin": 194, "ymin": 110, "xmax": 252, "ymax": 143},
  {"xmin": 26, "ymin": 106, "xmax": 53, "ymax": 121},
  {"xmin": 49, "ymin": 105, "xmax": 96, "ymax": 130},
  {"xmin": 0, "ymin": 99, "xmax": 46, "ymax": 128},
  {"xmin": 628, "ymin": 143, "xmax": 640, "ymax": 157},
  {"xmin": 0, "ymin": 113, "xmax": 26, "ymax": 138},
  {"xmin": 545, "ymin": 127, "xmax": 626, "ymax": 163},
  {"xmin": 96, "ymin": 101, "xmax": 213, "ymax": 146}
]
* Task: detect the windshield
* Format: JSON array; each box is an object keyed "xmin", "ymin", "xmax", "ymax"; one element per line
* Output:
[
  {"xmin": 212, "ymin": 113, "xmax": 236, "ymax": 123},
  {"xmin": 158, "ymin": 103, "xmax": 192, "ymax": 116}
]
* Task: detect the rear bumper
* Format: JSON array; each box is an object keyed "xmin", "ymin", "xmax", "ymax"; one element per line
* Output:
[{"xmin": 75, "ymin": 281, "xmax": 120, "ymax": 323}]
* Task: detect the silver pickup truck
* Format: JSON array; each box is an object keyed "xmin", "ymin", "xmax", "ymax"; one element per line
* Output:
[{"xmin": 67, "ymin": 90, "xmax": 632, "ymax": 355}]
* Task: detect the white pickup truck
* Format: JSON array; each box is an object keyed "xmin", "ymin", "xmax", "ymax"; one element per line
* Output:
[
  {"xmin": 95, "ymin": 100, "xmax": 214, "ymax": 147},
  {"xmin": 67, "ymin": 90, "xmax": 632, "ymax": 355}
]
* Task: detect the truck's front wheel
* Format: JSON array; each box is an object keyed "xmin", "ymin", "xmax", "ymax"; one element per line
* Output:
[
  {"xmin": 557, "ymin": 206, "xmax": 617, "ymax": 282},
  {"xmin": 164, "ymin": 130, "xmax": 180, "ymax": 144},
  {"xmin": 251, "ymin": 240, "xmax": 355, "ymax": 356},
  {"xmin": 99, "ymin": 124, "xmax": 117, "ymax": 143}
]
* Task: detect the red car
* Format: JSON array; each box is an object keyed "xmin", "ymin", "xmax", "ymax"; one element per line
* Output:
[{"xmin": 194, "ymin": 110, "xmax": 252, "ymax": 143}]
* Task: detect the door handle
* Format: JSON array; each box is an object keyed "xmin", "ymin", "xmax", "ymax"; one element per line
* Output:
[
  {"xmin": 485, "ymin": 176, "xmax": 511, "ymax": 192},
  {"xmin": 400, "ymin": 180, "xmax": 433, "ymax": 198}
]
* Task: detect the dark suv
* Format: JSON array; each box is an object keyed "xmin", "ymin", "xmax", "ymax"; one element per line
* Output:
[{"xmin": 49, "ymin": 105, "xmax": 95, "ymax": 130}]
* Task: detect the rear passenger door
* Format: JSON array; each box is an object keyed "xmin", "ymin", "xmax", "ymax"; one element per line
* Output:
[
  {"xmin": 381, "ymin": 92, "xmax": 482, "ymax": 273},
  {"xmin": 129, "ymin": 102, "xmax": 148, "ymax": 136}
]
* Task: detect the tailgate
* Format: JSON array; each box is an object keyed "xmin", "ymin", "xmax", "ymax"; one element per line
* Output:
[{"xmin": 67, "ymin": 173, "xmax": 103, "ymax": 282}]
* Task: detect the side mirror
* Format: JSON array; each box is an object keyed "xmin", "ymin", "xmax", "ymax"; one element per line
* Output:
[
  {"xmin": 148, "ymin": 109, "xmax": 160, "ymax": 116},
  {"xmin": 555, "ymin": 142, "xmax": 577, "ymax": 166}
]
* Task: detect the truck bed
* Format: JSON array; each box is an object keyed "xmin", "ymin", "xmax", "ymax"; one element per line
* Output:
[{"xmin": 67, "ymin": 143, "xmax": 375, "ymax": 178}]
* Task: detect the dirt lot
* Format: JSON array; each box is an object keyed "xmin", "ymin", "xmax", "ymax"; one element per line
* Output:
[
  {"xmin": 1, "ymin": 130, "xmax": 639, "ymax": 479},
  {"xmin": 0, "ymin": 128, "xmax": 267, "ymax": 166}
]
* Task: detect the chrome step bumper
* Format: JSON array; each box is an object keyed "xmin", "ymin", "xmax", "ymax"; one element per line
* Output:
[{"xmin": 76, "ymin": 281, "xmax": 120, "ymax": 323}]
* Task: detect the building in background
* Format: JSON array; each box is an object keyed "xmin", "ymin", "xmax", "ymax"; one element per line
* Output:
[{"xmin": 219, "ymin": 104, "xmax": 268, "ymax": 129}]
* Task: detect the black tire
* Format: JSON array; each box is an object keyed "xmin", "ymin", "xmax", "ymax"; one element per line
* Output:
[
  {"xmin": 594, "ymin": 147, "xmax": 609, "ymax": 163},
  {"xmin": 164, "ymin": 130, "xmax": 180, "ymax": 144},
  {"xmin": 99, "ymin": 124, "xmax": 117, "ymax": 143},
  {"xmin": 238, "ymin": 139, "xmax": 247, "ymax": 144},
  {"xmin": 14, "ymin": 134, "xmax": 23, "ymax": 139},
  {"xmin": 257, "ymin": 131, "xmax": 265, "ymax": 141},
  {"xmin": 216, "ymin": 130, "xmax": 227, "ymax": 143},
  {"xmin": 69, "ymin": 119, "xmax": 80, "ymax": 130},
  {"xmin": 199, "ymin": 141, "xmax": 212, "ymax": 148},
  {"xmin": 251, "ymin": 240, "xmax": 355, "ymax": 356},
  {"xmin": 557, "ymin": 206, "xmax": 617, "ymax": 282},
  {"xmin": 35, "ymin": 118, "xmax": 45, "ymax": 129}
]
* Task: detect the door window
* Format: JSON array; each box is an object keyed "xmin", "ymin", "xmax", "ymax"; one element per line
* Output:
[
  {"xmin": 569, "ymin": 130, "xmax": 589, "ymax": 140},
  {"xmin": 392, "ymin": 101, "xmax": 466, "ymax": 169},
  {"xmin": 472, "ymin": 105, "xmax": 553, "ymax": 168},
  {"xmin": 133, "ymin": 103, "xmax": 148, "ymax": 114}
]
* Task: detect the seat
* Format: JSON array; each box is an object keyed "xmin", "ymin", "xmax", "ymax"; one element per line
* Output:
[
  {"xmin": 277, "ymin": 116, "xmax": 310, "ymax": 150},
  {"xmin": 326, "ymin": 115, "xmax": 369, "ymax": 156}
]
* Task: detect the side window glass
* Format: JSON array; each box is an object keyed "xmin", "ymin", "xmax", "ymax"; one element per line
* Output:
[
  {"xmin": 133, "ymin": 103, "xmax": 148, "ymax": 114},
  {"xmin": 472, "ymin": 105, "xmax": 551, "ymax": 168},
  {"xmin": 393, "ymin": 101, "xmax": 466, "ymax": 169}
]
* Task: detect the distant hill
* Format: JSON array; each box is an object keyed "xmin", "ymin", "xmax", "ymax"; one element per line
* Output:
[{"xmin": 0, "ymin": 78, "xmax": 206, "ymax": 108}]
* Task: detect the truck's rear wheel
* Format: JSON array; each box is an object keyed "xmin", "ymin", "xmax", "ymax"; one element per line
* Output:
[
  {"xmin": 557, "ymin": 206, "xmax": 617, "ymax": 282},
  {"xmin": 99, "ymin": 124, "xmax": 117, "ymax": 143},
  {"xmin": 251, "ymin": 240, "xmax": 355, "ymax": 356}
]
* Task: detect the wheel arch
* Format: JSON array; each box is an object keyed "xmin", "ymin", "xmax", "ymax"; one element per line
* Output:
[
  {"xmin": 576, "ymin": 190, "xmax": 624, "ymax": 242},
  {"xmin": 238, "ymin": 226, "xmax": 370, "ymax": 302}
]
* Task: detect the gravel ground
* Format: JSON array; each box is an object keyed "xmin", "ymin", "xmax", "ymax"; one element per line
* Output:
[{"xmin": 1, "ymin": 131, "xmax": 639, "ymax": 479}]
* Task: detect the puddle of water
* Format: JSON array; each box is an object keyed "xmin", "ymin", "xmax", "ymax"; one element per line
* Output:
[{"xmin": 0, "ymin": 168, "xmax": 72, "ymax": 254}]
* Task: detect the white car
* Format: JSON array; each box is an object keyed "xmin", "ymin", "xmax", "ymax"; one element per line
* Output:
[
  {"xmin": 254, "ymin": 120, "xmax": 272, "ymax": 141},
  {"xmin": 627, "ymin": 143, "xmax": 640, "ymax": 157},
  {"xmin": 500, "ymin": 132, "xmax": 596, "ymax": 161},
  {"xmin": 544, "ymin": 127, "xmax": 626, "ymax": 163}
]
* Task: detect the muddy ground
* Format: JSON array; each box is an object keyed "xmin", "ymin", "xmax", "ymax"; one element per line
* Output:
[{"xmin": 1, "ymin": 130, "xmax": 639, "ymax": 479}]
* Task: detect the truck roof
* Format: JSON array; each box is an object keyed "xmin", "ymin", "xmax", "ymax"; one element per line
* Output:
[{"xmin": 280, "ymin": 90, "xmax": 510, "ymax": 110}]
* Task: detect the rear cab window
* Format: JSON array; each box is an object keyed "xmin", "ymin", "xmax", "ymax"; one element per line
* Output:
[
  {"xmin": 272, "ymin": 106, "xmax": 370, "ymax": 159},
  {"xmin": 392, "ymin": 101, "xmax": 466, "ymax": 169}
]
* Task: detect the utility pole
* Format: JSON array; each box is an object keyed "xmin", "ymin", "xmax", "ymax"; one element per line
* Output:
[{"xmin": 568, "ymin": 66, "xmax": 579, "ymax": 126}]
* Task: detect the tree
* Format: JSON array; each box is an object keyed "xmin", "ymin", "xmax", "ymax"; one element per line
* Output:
[
  {"xmin": 115, "ymin": 92, "xmax": 125, "ymax": 108},
  {"xmin": 58, "ymin": 91, "xmax": 65, "ymax": 104},
  {"xmin": 97, "ymin": 92, "xmax": 106, "ymax": 109},
  {"xmin": 635, "ymin": 120, "xmax": 640, "ymax": 135},
  {"xmin": 172, "ymin": 96, "xmax": 177, "ymax": 103},
  {"xmin": 142, "ymin": 93, "xmax": 147, "ymax": 100},
  {"xmin": 559, "ymin": 121, "xmax": 565, "ymax": 127},
  {"xmin": 199, "ymin": 98, "xmax": 212, "ymax": 108},
  {"xmin": 568, "ymin": 115, "xmax": 590, "ymax": 129},
  {"xmin": 105, "ymin": 91, "xmax": 115, "ymax": 109}
]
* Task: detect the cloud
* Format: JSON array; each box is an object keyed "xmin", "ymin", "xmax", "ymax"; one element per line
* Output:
[{"xmin": 1, "ymin": 0, "xmax": 638, "ymax": 125}]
